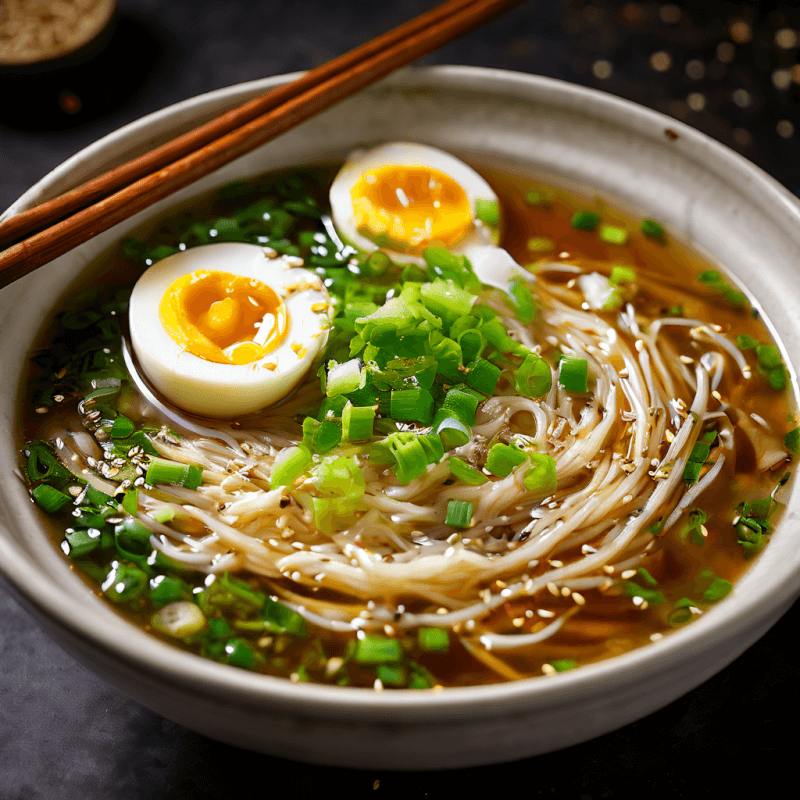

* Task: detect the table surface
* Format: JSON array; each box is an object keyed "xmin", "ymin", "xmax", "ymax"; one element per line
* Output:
[{"xmin": 2, "ymin": 1, "xmax": 799, "ymax": 797}]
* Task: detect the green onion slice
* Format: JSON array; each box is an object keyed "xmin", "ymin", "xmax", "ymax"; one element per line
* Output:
[
  {"xmin": 485, "ymin": 443, "xmax": 528, "ymax": 477},
  {"xmin": 449, "ymin": 457, "xmax": 488, "ymax": 485},
  {"xmin": 558, "ymin": 356, "xmax": 588, "ymax": 393},
  {"xmin": 445, "ymin": 499, "xmax": 473, "ymax": 529}
]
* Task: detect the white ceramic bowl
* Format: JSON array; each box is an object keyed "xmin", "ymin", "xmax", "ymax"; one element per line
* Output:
[{"xmin": 2, "ymin": 66, "xmax": 800, "ymax": 770}]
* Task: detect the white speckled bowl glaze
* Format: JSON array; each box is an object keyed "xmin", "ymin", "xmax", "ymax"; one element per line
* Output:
[{"xmin": 2, "ymin": 67, "xmax": 800, "ymax": 769}]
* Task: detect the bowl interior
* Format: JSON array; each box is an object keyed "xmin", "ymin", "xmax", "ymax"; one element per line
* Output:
[{"xmin": 2, "ymin": 66, "xmax": 800, "ymax": 765}]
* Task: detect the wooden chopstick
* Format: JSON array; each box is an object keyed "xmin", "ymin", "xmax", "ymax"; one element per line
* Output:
[
  {"xmin": 0, "ymin": 0, "xmax": 522, "ymax": 289},
  {"xmin": 0, "ymin": 0, "xmax": 478, "ymax": 250}
]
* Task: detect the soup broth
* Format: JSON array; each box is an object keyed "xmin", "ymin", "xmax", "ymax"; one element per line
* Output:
[{"xmin": 20, "ymin": 159, "xmax": 796, "ymax": 689}]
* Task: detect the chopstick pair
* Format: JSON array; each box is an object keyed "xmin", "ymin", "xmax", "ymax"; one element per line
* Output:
[{"xmin": 0, "ymin": 0, "xmax": 522, "ymax": 289}]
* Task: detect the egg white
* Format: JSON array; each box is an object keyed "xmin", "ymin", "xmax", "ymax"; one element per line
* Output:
[
  {"xmin": 129, "ymin": 243, "xmax": 332, "ymax": 418},
  {"xmin": 329, "ymin": 142, "xmax": 500, "ymax": 264},
  {"xmin": 329, "ymin": 142, "xmax": 528, "ymax": 289}
]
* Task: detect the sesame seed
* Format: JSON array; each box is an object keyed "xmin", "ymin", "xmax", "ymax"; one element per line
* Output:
[
  {"xmin": 572, "ymin": 592, "xmax": 586, "ymax": 605},
  {"xmin": 621, "ymin": 569, "xmax": 637, "ymax": 579},
  {"xmin": 541, "ymin": 663, "xmax": 556, "ymax": 676}
]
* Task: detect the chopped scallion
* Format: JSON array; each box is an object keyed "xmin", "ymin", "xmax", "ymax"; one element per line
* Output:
[
  {"xmin": 485, "ymin": 443, "xmax": 527, "ymax": 477},
  {"xmin": 110, "ymin": 415, "xmax": 135, "ymax": 439},
  {"xmin": 354, "ymin": 634, "xmax": 403, "ymax": 664},
  {"xmin": 32, "ymin": 483, "xmax": 73, "ymax": 513},
  {"xmin": 784, "ymin": 427, "xmax": 800, "ymax": 454},
  {"xmin": 342, "ymin": 402, "xmax": 375, "ymax": 442},
  {"xmin": 325, "ymin": 359, "xmax": 363, "ymax": 397},
  {"xmin": 146, "ymin": 457, "xmax": 203, "ymax": 490},
  {"xmin": 464, "ymin": 358, "xmax": 501, "ymax": 395},
  {"xmin": 62, "ymin": 527, "xmax": 101, "ymax": 558},
  {"xmin": 475, "ymin": 198, "xmax": 500, "ymax": 227},
  {"xmin": 609, "ymin": 265, "xmax": 636, "ymax": 285},
  {"xmin": 515, "ymin": 353, "xmax": 552, "ymax": 397},
  {"xmin": 571, "ymin": 210, "xmax": 600, "ymax": 231},
  {"xmin": 640, "ymin": 218, "xmax": 665, "ymax": 240},
  {"xmin": 418, "ymin": 627, "xmax": 450, "ymax": 653},
  {"xmin": 390, "ymin": 387, "xmax": 434, "ymax": 426},
  {"xmin": 449, "ymin": 457, "xmax": 488, "ymax": 485},
  {"xmin": 445, "ymin": 499, "xmax": 473, "ymax": 529},
  {"xmin": 269, "ymin": 444, "xmax": 312, "ymax": 489},
  {"xmin": 599, "ymin": 225, "xmax": 628, "ymax": 245},
  {"xmin": 433, "ymin": 413, "xmax": 471, "ymax": 450},
  {"xmin": 523, "ymin": 453, "xmax": 557, "ymax": 494},
  {"xmin": 558, "ymin": 356, "xmax": 588, "ymax": 393},
  {"xmin": 736, "ymin": 334, "xmax": 758, "ymax": 350}
]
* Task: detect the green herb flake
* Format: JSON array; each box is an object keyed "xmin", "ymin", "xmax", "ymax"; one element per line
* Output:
[
  {"xmin": 417, "ymin": 627, "xmax": 450, "ymax": 653},
  {"xmin": 475, "ymin": 199, "xmax": 500, "ymax": 227},
  {"xmin": 571, "ymin": 210, "xmax": 601, "ymax": 231},
  {"xmin": 636, "ymin": 567, "xmax": 658, "ymax": 587},
  {"xmin": 702, "ymin": 576, "xmax": 733, "ymax": 603},
  {"xmin": 524, "ymin": 190, "xmax": 551, "ymax": 207},
  {"xmin": 599, "ymin": 225, "xmax": 628, "ymax": 245},
  {"xmin": 623, "ymin": 582, "xmax": 665, "ymax": 605},
  {"xmin": 784, "ymin": 427, "xmax": 800, "ymax": 454},
  {"xmin": 527, "ymin": 236, "xmax": 555, "ymax": 253},
  {"xmin": 640, "ymin": 218, "xmax": 665, "ymax": 240},
  {"xmin": 736, "ymin": 334, "xmax": 758, "ymax": 350}
]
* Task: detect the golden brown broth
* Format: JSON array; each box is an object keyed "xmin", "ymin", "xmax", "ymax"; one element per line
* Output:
[
  {"xmin": 21, "ymin": 165, "xmax": 796, "ymax": 687},
  {"xmin": 469, "ymin": 171, "xmax": 794, "ymax": 675}
]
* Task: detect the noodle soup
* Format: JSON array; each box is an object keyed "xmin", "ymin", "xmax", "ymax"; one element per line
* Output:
[{"xmin": 20, "ymin": 153, "xmax": 797, "ymax": 689}]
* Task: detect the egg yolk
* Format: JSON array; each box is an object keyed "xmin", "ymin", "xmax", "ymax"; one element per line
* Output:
[
  {"xmin": 350, "ymin": 164, "xmax": 472, "ymax": 251},
  {"xmin": 159, "ymin": 270, "xmax": 287, "ymax": 365}
]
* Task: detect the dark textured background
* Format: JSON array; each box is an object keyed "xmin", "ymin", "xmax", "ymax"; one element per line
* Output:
[{"xmin": 1, "ymin": 1, "xmax": 798, "ymax": 797}]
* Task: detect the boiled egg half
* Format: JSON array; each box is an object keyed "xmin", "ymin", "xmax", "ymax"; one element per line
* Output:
[
  {"xmin": 329, "ymin": 141, "xmax": 526, "ymax": 289},
  {"xmin": 129, "ymin": 243, "xmax": 332, "ymax": 418}
]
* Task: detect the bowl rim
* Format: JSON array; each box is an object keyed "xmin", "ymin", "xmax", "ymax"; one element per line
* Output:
[{"xmin": 2, "ymin": 64, "xmax": 800, "ymax": 719}]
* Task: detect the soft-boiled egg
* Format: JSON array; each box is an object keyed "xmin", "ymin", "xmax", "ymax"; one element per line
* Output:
[
  {"xmin": 129, "ymin": 243, "xmax": 332, "ymax": 418},
  {"xmin": 329, "ymin": 142, "xmax": 527, "ymax": 289}
]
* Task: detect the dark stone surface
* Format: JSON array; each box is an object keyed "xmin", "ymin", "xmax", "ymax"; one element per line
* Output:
[{"xmin": 2, "ymin": 1, "xmax": 798, "ymax": 797}]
